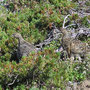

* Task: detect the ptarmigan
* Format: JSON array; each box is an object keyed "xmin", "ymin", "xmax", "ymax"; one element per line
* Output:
[
  {"xmin": 12, "ymin": 33, "xmax": 37, "ymax": 60},
  {"xmin": 60, "ymin": 28, "xmax": 90, "ymax": 61}
]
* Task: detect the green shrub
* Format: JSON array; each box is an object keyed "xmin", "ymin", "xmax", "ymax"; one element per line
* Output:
[{"xmin": 0, "ymin": 0, "xmax": 89, "ymax": 89}]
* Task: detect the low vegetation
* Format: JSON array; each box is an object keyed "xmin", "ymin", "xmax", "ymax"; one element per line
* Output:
[{"xmin": 0, "ymin": 0, "xmax": 90, "ymax": 89}]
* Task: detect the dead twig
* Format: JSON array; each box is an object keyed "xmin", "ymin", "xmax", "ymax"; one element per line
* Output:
[
  {"xmin": 36, "ymin": 23, "xmax": 61, "ymax": 48},
  {"xmin": 63, "ymin": 14, "xmax": 76, "ymax": 29},
  {"xmin": 8, "ymin": 74, "xmax": 18, "ymax": 86},
  {"xmin": 63, "ymin": 14, "xmax": 70, "ymax": 28}
]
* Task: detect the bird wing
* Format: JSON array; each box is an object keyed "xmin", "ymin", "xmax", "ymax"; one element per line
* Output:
[
  {"xmin": 19, "ymin": 40, "xmax": 37, "ymax": 55},
  {"xmin": 70, "ymin": 40, "xmax": 87, "ymax": 54},
  {"xmin": 22, "ymin": 40, "xmax": 36, "ymax": 49}
]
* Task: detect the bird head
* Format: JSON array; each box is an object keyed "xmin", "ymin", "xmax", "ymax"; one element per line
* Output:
[{"xmin": 12, "ymin": 33, "xmax": 22, "ymax": 39}]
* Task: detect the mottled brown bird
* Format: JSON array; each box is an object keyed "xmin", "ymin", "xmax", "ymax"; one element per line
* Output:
[
  {"xmin": 12, "ymin": 33, "xmax": 37, "ymax": 60},
  {"xmin": 60, "ymin": 28, "xmax": 72, "ymax": 57},
  {"xmin": 60, "ymin": 28, "xmax": 90, "ymax": 61}
]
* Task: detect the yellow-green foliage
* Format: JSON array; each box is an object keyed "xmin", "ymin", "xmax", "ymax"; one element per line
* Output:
[
  {"xmin": 0, "ymin": 0, "xmax": 89, "ymax": 89},
  {"xmin": 0, "ymin": 47, "xmax": 87, "ymax": 89}
]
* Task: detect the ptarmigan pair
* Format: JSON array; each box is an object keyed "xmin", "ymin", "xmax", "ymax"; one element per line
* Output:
[{"xmin": 12, "ymin": 29, "xmax": 90, "ymax": 61}]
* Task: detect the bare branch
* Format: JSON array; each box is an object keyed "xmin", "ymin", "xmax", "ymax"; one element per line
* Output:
[
  {"xmin": 65, "ymin": 24, "xmax": 76, "ymax": 28},
  {"xmin": 63, "ymin": 14, "xmax": 70, "ymax": 28},
  {"xmin": 8, "ymin": 75, "xmax": 18, "ymax": 86},
  {"xmin": 36, "ymin": 37, "xmax": 53, "ymax": 48},
  {"xmin": 35, "ymin": 24, "xmax": 61, "ymax": 48}
]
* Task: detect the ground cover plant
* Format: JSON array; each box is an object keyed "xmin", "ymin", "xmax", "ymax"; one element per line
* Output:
[{"xmin": 0, "ymin": 0, "xmax": 90, "ymax": 89}]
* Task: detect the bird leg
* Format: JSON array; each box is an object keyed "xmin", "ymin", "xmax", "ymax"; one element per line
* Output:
[
  {"xmin": 70, "ymin": 54, "xmax": 74, "ymax": 65},
  {"xmin": 75, "ymin": 54, "xmax": 82, "ymax": 62},
  {"xmin": 70, "ymin": 54, "xmax": 74, "ymax": 61}
]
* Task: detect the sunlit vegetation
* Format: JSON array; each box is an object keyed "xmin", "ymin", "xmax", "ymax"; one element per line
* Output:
[{"xmin": 0, "ymin": 0, "xmax": 89, "ymax": 89}]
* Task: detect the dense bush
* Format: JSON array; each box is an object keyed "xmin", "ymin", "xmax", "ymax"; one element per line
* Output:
[{"xmin": 0, "ymin": 0, "xmax": 90, "ymax": 89}]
